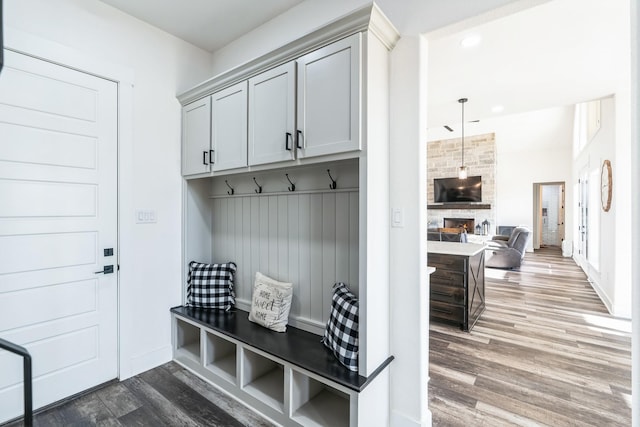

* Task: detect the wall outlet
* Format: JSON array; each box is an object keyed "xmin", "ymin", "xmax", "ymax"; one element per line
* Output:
[{"xmin": 136, "ymin": 210, "xmax": 157, "ymax": 224}]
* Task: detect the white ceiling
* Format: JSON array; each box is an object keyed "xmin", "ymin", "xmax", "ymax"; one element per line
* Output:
[
  {"xmin": 98, "ymin": 0, "xmax": 629, "ymax": 131},
  {"xmin": 427, "ymin": 0, "xmax": 629, "ymax": 128},
  {"xmin": 98, "ymin": 0, "xmax": 303, "ymax": 52}
]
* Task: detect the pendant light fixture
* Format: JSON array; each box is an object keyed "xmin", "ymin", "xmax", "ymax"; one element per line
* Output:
[{"xmin": 458, "ymin": 97, "xmax": 468, "ymax": 179}]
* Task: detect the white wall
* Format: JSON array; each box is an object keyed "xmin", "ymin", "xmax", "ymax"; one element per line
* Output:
[
  {"xmin": 4, "ymin": 0, "xmax": 213, "ymax": 379},
  {"xmin": 573, "ymin": 96, "xmax": 631, "ymax": 319}
]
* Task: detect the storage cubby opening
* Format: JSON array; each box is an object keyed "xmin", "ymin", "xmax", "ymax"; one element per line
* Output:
[
  {"xmin": 241, "ymin": 349, "xmax": 285, "ymax": 412},
  {"xmin": 175, "ymin": 318, "xmax": 201, "ymax": 363},
  {"xmin": 291, "ymin": 371, "xmax": 350, "ymax": 427},
  {"xmin": 205, "ymin": 331, "xmax": 237, "ymax": 383}
]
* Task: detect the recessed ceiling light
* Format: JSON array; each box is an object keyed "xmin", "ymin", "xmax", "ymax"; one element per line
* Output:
[
  {"xmin": 491, "ymin": 105, "xmax": 504, "ymax": 113},
  {"xmin": 460, "ymin": 35, "xmax": 481, "ymax": 48}
]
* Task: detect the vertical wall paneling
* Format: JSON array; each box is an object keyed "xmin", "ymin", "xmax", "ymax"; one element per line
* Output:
[
  {"xmin": 309, "ymin": 194, "xmax": 324, "ymax": 323},
  {"xmin": 287, "ymin": 196, "xmax": 300, "ymax": 315},
  {"xmin": 250, "ymin": 197, "xmax": 261, "ymax": 299},
  {"xmin": 277, "ymin": 195, "xmax": 288, "ymax": 281},
  {"xmin": 259, "ymin": 197, "xmax": 270, "ymax": 275},
  {"xmin": 297, "ymin": 194, "xmax": 311, "ymax": 318},
  {"xmin": 210, "ymin": 191, "xmax": 358, "ymax": 333},
  {"xmin": 322, "ymin": 194, "xmax": 337, "ymax": 324}
]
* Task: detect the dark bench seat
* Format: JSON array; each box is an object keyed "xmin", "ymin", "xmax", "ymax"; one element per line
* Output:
[{"xmin": 171, "ymin": 305, "xmax": 393, "ymax": 392}]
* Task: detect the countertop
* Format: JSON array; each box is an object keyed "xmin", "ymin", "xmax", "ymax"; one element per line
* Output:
[{"xmin": 427, "ymin": 241, "xmax": 486, "ymax": 256}]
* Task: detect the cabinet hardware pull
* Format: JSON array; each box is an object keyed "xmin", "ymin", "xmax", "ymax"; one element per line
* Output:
[
  {"xmin": 296, "ymin": 130, "xmax": 303, "ymax": 149},
  {"xmin": 210, "ymin": 149, "xmax": 215, "ymax": 164},
  {"xmin": 285, "ymin": 132, "xmax": 292, "ymax": 151},
  {"xmin": 202, "ymin": 151, "xmax": 208, "ymax": 165},
  {"xmin": 225, "ymin": 180, "xmax": 235, "ymax": 196}
]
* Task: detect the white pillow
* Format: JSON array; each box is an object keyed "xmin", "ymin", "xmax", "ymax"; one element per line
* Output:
[{"xmin": 248, "ymin": 272, "xmax": 293, "ymax": 332}]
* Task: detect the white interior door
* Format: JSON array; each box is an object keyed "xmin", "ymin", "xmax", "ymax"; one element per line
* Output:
[{"xmin": 0, "ymin": 50, "xmax": 118, "ymax": 422}]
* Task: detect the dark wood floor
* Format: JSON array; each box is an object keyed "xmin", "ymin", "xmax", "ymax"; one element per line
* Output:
[
  {"xmin": 4, "ymin": 362, "xmax": 275, "ymax": 427},
  {"xmin": 429, "ymin": 247, "xmax": 632, "ymax": 426}
]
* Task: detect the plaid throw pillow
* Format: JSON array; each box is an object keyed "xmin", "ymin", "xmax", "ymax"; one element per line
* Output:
[
  {"xmin": 322, "ymin": 282, "xmax": 359, "ymax": 372},
  {"xmin": 186, "ymin": 261, "xmax": 237, "ymax": 310}
]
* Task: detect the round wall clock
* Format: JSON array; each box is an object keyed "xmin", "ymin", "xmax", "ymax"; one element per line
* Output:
[{"xmin": 600, "ymin": 159, "xmax": 612, "ymax": 212}]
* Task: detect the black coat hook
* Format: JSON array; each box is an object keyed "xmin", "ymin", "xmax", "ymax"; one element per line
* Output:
[
  {"xmin": 327, "ymin": 169, "xmax": 337, "ymax": 190},
  {"xmin": 285, "ymin": 173, "xmax": 295, "ymax": 192},
  {"xmin": 225, "ymin": 180, "xmax": 234, "ymax": 195},
  {"xmin": 253, "ymin": 177, "xmax": 262, "ymax": 194}
]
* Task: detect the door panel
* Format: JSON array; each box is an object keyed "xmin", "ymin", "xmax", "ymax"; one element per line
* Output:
[
  {"xmin": 296, "ymin": 33, "xmax": 361, "ymax": 158},
  {"xmin": 0, "ymin": 50, "xmax": 118, "ymax": 423},
  {"xmin": 182, "ymin": 97, "xmax": 211, "ymax": 176},
  {"xmin": 248, "ymin": 61, "xmax": 295, "ymax": 166},
  {"xmin": 211, "ymin": 81, "xmax": 248, "ymax": 171}
]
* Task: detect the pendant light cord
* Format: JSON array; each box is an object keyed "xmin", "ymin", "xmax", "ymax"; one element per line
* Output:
[{"xmin": 458, "ymin": 98, "xmax": 468, "ymax": 169}]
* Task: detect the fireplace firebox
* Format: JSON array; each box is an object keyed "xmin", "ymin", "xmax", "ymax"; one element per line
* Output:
[{"xmin": 443, "ymin": 218, "xmax": 475, "ymax": 234}]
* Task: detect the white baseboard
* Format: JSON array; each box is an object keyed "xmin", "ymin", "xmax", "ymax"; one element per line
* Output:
[{"xmin": 391, "ymin": 409, "xmax": 432, "ymax": 427}]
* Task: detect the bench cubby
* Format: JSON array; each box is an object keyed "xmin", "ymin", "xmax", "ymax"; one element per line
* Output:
[
  {"xmin": 204, "ymin": 330, "xmax": 237, "ymax": 384},
  {"xmin": 241, "ymin": 348, "xmax": 285, "ymax": 413},
  {"xmin": 174, "ymin": 317, "xmax": 201, "ymax": 365},
  {"xmin": 290, "ymin": 370, "xmax": 351, "ymax": 427}
]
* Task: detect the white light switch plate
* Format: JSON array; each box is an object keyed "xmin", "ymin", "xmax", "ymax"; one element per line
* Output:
[
  {"xmin": 391, "ymin": 208, "xmax": 404, "ymax": 228},
  {"xmin": 136, "ymin": 210, "xmax": 157, "ymax": 224}
]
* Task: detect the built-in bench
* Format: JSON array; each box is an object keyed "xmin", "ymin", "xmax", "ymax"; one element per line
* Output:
[{"xmin": 170, "ymin": 306, "xmax": 393, "ymax": 426}]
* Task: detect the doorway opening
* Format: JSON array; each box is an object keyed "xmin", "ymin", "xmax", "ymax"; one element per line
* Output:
[
  {"xmin": 533, "ymin": 182, "xmax": 566, "ymax": 250},
  {"xmin": 533, "ymin": 182, "xmax": 566, "ymax": 249}
]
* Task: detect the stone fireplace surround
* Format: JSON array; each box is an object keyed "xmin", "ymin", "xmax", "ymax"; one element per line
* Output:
[{"xmin": 427, "ymin": 133, "xmax": 497, "ymax": 234}]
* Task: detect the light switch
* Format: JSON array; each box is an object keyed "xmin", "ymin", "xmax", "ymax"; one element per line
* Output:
[
  {"xmin": 391, "ymin": 208, "xmax": 404, "ymax": 228},
  {"xmin": 136, "ymin": 210, "xmax": 157, "ymax": 224}
]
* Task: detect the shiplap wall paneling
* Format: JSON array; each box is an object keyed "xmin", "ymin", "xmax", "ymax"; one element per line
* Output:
[{"xmin": 211, "ymin": 191, "xmax": 358, "ymax": 333}]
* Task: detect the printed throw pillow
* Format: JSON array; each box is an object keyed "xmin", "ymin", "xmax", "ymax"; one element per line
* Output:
[
  {"xmin": 248, "ymin": 272, "xmax": 293, "ymax": 333},
  {"xmin": 322, "ymin": 282, "xmax": 359, "ymax": 372},
  {"xmin": 186, "ymin": 261, "xmax": 237, "ymax": 311}
]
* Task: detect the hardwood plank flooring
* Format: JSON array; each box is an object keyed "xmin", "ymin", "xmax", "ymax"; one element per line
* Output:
[
  {"xmin": 429, "ymin": 247, "xmax": 632, "ymax": 427},
  {"xmin": 3, "ymin": 362, "xmax": 275, "ymax": 427}
]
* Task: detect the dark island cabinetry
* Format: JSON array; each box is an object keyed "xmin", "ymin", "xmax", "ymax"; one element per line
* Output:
[{"xmin": 428, "ymin": 242, "xmax": 486, "ymax": 331}]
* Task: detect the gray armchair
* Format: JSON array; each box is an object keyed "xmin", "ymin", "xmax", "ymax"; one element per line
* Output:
[{"xmin": 485, "ymin": 227, "xmax": 531, "ymax": 269}]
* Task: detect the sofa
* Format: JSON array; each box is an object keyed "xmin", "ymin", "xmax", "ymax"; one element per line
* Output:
[{"xmin": 485, "ymin": 227, "xmax": 531, "ymax": 269}]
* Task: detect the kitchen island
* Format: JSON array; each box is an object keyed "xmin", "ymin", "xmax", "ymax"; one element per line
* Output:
[{"xmin": 428, "ymin": 241, "xmax": 486, "ymax": 331}]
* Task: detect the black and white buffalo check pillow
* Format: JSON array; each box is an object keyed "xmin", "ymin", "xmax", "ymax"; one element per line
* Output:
[
  {"xmin": 186, "ymin": 261, "xmax": 237, "ymax": 310},
  {"xmin": 322, "ymin": 282, "xmax": 359, "ymax": 372}
]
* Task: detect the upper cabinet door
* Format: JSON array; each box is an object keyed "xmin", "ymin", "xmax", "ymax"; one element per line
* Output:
[
  {"xmin": 248, "ymin": 61, "xmax": 296, "ymax": 166},
  {"xmin": 182, "ymin": 97, "xmax": 211, "ymax": 176},
  {"xmin": 211, "ymin": 81, "xmax": 248, "ymax": 172},
  {"xmin": 296, "ymin": 33, "xmax": 361, "ymax": 159}
]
